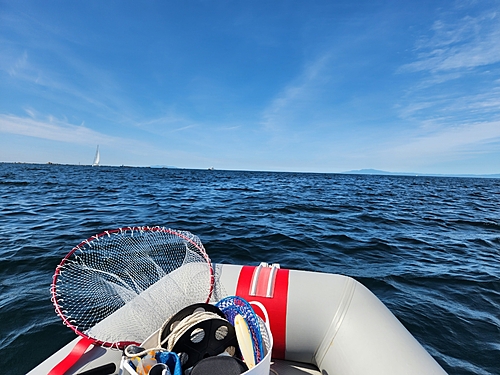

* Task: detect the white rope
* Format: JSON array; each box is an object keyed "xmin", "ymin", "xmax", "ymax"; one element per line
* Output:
[
  {"xmin": 124, "ymin": 310, "xmax": 228, "ymax": 358},
  {"xmin": 159, "ymin": 310, "xmax": 227, "ymax": 350}
]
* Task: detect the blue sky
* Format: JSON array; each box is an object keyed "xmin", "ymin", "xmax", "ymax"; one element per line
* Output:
[{"xmin": 1, "ymin": 0, "xmax": 500, "ymax": 174}]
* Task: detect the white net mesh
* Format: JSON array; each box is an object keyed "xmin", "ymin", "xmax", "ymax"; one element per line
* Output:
[{"xmin": 51, "ymin": 227, "xmax": 213, "ymax": 347}]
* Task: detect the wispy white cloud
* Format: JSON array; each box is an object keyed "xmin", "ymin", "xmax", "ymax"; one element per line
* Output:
[
  {"xmin": 0, "ymin": 11, "xmax": 135, "ymax": 126},
  {"xmin": 1, "ymin": 46, "xmax": 130, "ymax": 128},
  {"xmin": 396, "ymin": 6, "xmax": 500, "ymax": 125},
  {"xmin": 385, "ymin": 120, "xmax": 500, "ymax": 165},
  {"xmin": 133, "ymin": 113, "xmax": 199, "ymax": 134},
  {"xmin": 0, "ymin": 113, "xmax": 118, "ymax": 145},
  {"xmin": 24, "ymin": 108, "xmax": 36, "ymax": 119},
  {"xmin": 0, "ymin": 48, "xmax": 44, "ymax": 86},
  {"xmin": 398, "ymin": 85, "xmax": 500, "ymax": 125},
  {"xmin": 390, "ymin": 4, "xmax": 500, "ymax": 172},
  {"xmin": 400, "ymin": 11, "xmax": 500, "ymax": 74},
  {"xmin": 7, "ymin": 50, "xmax": 29, "ymax": 77},
  {"xmin": 216, "ymin": 125, "xmax": 241, "ymax": 131},
  {"xmin": 0, "ymin": 112, "xmax": 187, "ymax": 163},
  {"xmin": 260, "ymin": 53, "xmax": 332, "ymax": 132}
]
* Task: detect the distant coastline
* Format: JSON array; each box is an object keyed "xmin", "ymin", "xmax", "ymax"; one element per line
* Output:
[
  {"xmin": 1, "ymin": 162, "xmax": 499, "ymax": 178},
  {"xmin": 342, "ymin": 168, "xmax": 500, "ymax": 179}
]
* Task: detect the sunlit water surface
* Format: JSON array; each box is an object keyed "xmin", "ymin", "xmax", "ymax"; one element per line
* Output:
[{"xmin": 0, "ymin": 163, "xmax": 498, "ymax": 374}]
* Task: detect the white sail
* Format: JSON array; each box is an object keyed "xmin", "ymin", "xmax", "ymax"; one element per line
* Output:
[{"xmin": 92, "ymin": 145, "xmax": 100, "ymax": 166}]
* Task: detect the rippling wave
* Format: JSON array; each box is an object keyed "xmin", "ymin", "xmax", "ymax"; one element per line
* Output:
[{"xmin": 0, "ymin": 163, "xmax": 499, "ymax": 374}]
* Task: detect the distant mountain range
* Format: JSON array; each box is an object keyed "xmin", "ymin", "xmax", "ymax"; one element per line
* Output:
[{"xmin": 343, "ymin": 169, "xmax": 500, "ymax": 178}]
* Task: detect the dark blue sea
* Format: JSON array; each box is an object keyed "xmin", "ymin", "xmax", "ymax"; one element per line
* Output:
[{"xmin": 0, "ymin": 163, "xmax": 499, "ymax": 375}]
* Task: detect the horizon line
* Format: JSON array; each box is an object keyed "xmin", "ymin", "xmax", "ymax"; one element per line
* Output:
[{"xmin": 1, "ymin": 161, "xmax": 499, "ymax": 179}]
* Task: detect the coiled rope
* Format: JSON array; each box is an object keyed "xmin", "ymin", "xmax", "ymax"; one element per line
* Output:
[
  {"xmin": 159, "ymin": 310, "xmax": 227, "ymax": 350},
  {"xmin": 124, "ymin": 310, "xmax": 228, "ymax": 358}
]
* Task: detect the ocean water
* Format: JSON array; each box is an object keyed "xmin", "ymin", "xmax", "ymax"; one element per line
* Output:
[{"xmin": 0, "ymin": 163, "xmax": 498, "ymax": 375}]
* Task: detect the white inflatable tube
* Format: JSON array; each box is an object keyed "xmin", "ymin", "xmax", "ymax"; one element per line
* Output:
[
  {"xmin": 28, "ymin": 263, "xmax": 447, "ymax": 375},
  {"xmin": 218, "ymin": 264, "xmax": 447, "ymax": 375}
]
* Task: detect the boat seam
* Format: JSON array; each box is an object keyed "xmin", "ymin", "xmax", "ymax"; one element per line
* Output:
[{"xmin": 313, "ymin": 276, "xmax": 356, "ymax": 366}]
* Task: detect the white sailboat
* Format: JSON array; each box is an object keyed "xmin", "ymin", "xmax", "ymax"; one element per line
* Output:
[{"xmin": 92, "ymin": 145, "xmax": 100, "ymax": 167}]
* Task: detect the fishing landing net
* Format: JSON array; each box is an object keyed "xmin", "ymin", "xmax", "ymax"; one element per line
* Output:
[{"xmin": 51, "ymin": 227, "xmax": 214, "ymax": 349}]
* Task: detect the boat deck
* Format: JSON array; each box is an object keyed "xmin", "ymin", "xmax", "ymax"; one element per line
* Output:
[
  {"xmin": 28, "ymin": 336, "xmax": 321, "ymax": 375},
  {"xmin": 272, "ymin": 359, "xmax": 321, "ymax": 375}
]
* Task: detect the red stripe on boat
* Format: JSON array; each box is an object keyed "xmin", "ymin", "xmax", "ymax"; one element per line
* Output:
[
  {"xmin": 47, "ymin": 336, "xmax": 95, "ymax": 375},
  {"xmin": 236, "ymin": 265, "xmax": 289, "ymax": 359}
]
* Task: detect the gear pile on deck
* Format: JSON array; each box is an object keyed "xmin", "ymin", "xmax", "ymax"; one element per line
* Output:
[{"xmin": 122, "ymin": 297, "xmax": 270, "ymax": 375}]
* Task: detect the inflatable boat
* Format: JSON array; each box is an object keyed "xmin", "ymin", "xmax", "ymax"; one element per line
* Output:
[{"xmin": 29, "ymin": 262, "xmax": 447, "ymax": 375}]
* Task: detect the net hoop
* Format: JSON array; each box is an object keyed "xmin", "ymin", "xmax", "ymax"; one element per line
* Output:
[{"xmin": 51, "ymin": 226, "xmax": 214, "ymax": 349}]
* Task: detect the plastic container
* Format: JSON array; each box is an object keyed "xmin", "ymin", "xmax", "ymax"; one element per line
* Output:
[{"xmin": 240, "ymin": 301, "xmax": 273, "ymax": 375}]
